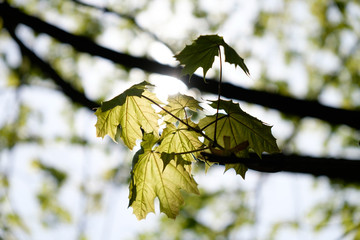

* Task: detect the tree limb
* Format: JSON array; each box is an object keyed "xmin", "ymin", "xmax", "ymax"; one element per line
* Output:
[
  {"xmin": 202, "ymin": 152, "xmax": 360, "ymax": 184},
  {"xmin": 1, "ymin": 2, "xmax": 359, "ymax": 129},
  {"xmin": 2, "ymin": 14, "xmax": 98, "ymax": 110}
]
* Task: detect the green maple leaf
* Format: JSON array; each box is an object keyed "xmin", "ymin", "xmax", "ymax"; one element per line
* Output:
[
  {"xmin": 198, "ymin": 99, "xmax": 280, "ymax": 177},
  {"xmin": 95, "ymin": 81, "xmax": 161, "ymax": 149},
  {"xmin": 222, "ymin": 42, "xmax": 250, "ymax": 76},
  {"xmin": 174, "ymin": 34, "xmax": 249, "ymax": 80},
  {"xmin": 129, "ymin": 133, "xmax": 200, "ymax": 220},
  {"xmin": 199, "ymin": 100, "xmax": 280, "ymax": 157},
  {"xmin": 157, "ymin": 121, "xmax": 204, "ymax": 170},
  {"xmin": 160, "ymin": 94, "xmax": 203, "ymax": 122}
]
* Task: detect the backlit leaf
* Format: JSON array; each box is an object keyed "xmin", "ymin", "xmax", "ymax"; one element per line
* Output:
[
  {"xmin": 160, "ymin": 94, "xmax": 203, "ymax": 123},
  {"xmin": 174, "ymin": 34, "xmax": 249, "ymax": 80},
  {"xmin": 222, "ymin": 42, "xmax": 250, "ymax": 76},
  {"xmin": 198, "ymin": 99, "xmax": 280, "ymax": 177},
  {"xmin": 129, "ymin": 134, "xmax": 199, "ymax": 220},
  {"xmin": 95, "ymin": 81, "xmax": 161, "ymax": 149},
  {"xmin": 174, "ymin": 35, "xmax": 222, "ymax": 80},
  {"xmin": 157, "ymin": 121, "xmax": 204, "ymax": 170}
]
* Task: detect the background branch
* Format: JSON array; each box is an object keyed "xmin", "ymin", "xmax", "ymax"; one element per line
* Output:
[
  {"xmin": 2, "ymin": 15, "xmax": 98, "ymax": 110},
  {"xmin": 1, "ymin": 2, "xmax": 359, "ymax": 129},
  {"xmin": 202, "ymin": 152, "xmax": 360, "ymax": 184}
]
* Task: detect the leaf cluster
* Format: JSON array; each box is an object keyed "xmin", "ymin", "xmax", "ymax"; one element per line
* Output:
[{"xmin": 95, "ymin": 35, "xmax": 279, "ymax": 220}]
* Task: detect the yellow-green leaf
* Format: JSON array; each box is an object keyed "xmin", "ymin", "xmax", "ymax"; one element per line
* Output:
[
  {"xmin": 201, "ymin": 99, "xmax": 280, "ymax": 156},
  {"xmin": 95, "ymin": 81, "xmax": 161, "ymax": 149},
  {"xmin": 199, "ymin": 100, "xmax": 280, "ymax": 177},
  {"xmin": 129, "ymin": 134, "xmax": 199, "ymax": 220},
  {"xmin": 160, "ymin": 94, "xmax": 203, "ymax": 123},
  {"xmin": 157, "ymin": 121, "xmax": 204, "ymax": 170}
]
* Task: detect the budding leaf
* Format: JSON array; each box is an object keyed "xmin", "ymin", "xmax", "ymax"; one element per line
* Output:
[{"xmin": 174, "ymin": 34, "xmax": 249, "ymax": 81}]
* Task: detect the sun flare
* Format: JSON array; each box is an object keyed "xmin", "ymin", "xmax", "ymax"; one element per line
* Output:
[{"xmin": 149, "ymin": 75, "xmax": 188, "ymax": 102}]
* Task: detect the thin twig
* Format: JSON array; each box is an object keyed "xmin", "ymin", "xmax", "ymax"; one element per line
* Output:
[
  {"xmin": 159, "ymin": 147, "xmax": 209, "ymax": 155},
  {"xmin": 71, "ymin": 0, "xmax": 175, "ymax": 52},
  {"xmin": 213, "ymin": 46, "xmax": 223, "ymax": 145}
]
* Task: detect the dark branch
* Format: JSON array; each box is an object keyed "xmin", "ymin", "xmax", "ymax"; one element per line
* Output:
[
  {"xmin": 202, "ymin": 152, "xmax": 360, "ymax": 184},
  {"xmin": 2, "ymin": 14, "xmax": 98, "ymax": 110},
  {"xmin": 0, "ymin": 2, "xmax": 359, "ymax": 129},
  {"xmin": 0, "ymin": 2, "xmax": 177, "ymax": 75}
]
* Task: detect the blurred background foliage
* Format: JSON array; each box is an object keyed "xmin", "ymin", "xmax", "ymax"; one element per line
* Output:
[{"xmin": 0, "ymin": 0, "xmax": 359, "ymax": 239}]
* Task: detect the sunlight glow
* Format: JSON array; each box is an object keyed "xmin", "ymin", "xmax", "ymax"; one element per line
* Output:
[{"xmin": 149, "ymin": 74, "xmax": 188, "ymax": 102}]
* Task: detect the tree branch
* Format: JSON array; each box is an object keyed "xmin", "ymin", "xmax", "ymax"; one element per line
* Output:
[
  {"xmin": 2, "ymin": 14, "xmax": 98, "ymax": 110},
  {"xmin": 202, "ymin": 152, "xmax": 360, "ymax": 184},
  {"xmin": 0, "ymin": 2, "xmax": 359, "ymax": 129}
]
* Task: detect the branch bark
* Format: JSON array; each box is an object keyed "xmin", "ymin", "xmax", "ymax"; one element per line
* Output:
[
  {"xmin": 2, "ymin": 18, "xmax": 98, "ymax": 110},
  {"xmin": 202, "ymin": 152, "xmax": 360, "ymax": 184},
  {"xmin": 1, "ymin": 2, "xmax": 359, "ymax": 129}
]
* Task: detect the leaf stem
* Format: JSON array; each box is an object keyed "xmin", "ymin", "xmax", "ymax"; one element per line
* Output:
[
  {"xmin": 213, "ymin": 46, "xmax": 223, "ymax": 145},
  {"xmin": 155, "ymin": 147, "xmax": 210, "ymax": 156},
  {"xmin": 142, "ymin": 94, "xmax": 224, "ymax": 150}
]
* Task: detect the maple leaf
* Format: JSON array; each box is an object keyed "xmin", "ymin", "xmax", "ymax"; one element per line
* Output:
[
  {"xmin": 222, "ymin": 42, "xmax": 250, "ymax": 76},
  {"xmin": 198, "ymin": 99, "xmax": 280, "ymax": 177},
  {"xmin": 174, "ymin": 34, "xmax": 249, "ymax": 80},
  {"xmin": 95, "ymin": 81, "xmax": 161, "ymax": 149},
  {"xmin": 129, "ymin": 133, "xmax": 200, "ymax": 220},
  {"xmin": 157, "ymin": 121, "xmax": 204, "ymax": 170},
  {"xmin": 160, "ymin": 94, "xmax": 203, "ymax": 123}
]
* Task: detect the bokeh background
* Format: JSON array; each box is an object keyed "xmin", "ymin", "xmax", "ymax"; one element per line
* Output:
[{"xmin": 0, "ymin": 0, "xmax": 359, "ymax": 239}]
